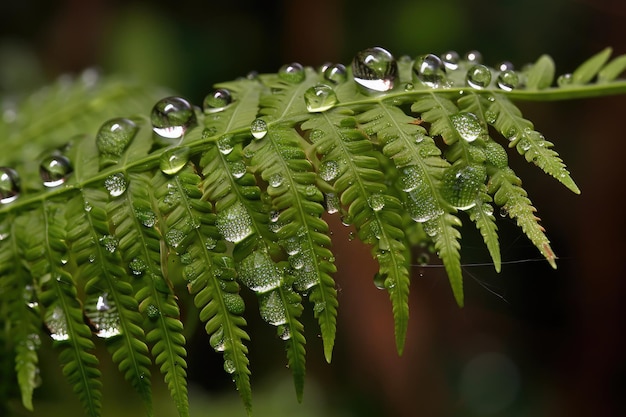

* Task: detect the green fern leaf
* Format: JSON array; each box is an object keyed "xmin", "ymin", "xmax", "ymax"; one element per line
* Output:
[
  {"xmin": 524, "ymin": 54, "xmax": 556, "ymax": 90},
  {"xmin": 597, "ymin": 54, "xmax": 626, "ymax": 83},
  {"xmin": 572, "ymin": 47, "xmax": 612, "ymax": 85}
]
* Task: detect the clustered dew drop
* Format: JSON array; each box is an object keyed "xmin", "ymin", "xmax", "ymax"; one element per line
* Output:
[
  {"xmin": 450, "ymin": 112, "xmax": 482, "ymax": 142},
  {"xmin": 304, "ymin": 84, "xmax": 338, "ymax": 113},
  {"xmin": 159, "ymin": 146, "xmax": 190, "ymax": 175},
  {"xmin": 413, "ymin": 53, "xmax": 447, "ymax": 88},
  {"xmin": 40, "ymin": 154, "xmax": 73, "ymax": 187},
  {"xmin": 216, "ymin": 202, "xmax": 254, "ymax": 243},
  {"xmin": 104, "ymin": 173, "xmax": 127, "ymax": 197},
  {"xmin": 259, "ymin": 290, "xmax": 287, "ymax": 326},
  {"xmin": 0, "ymin": 167, "xmax": 20, "ymax": 204},
  {"xmin": 278, "ymin": 62, "xmax": 305, "ymax": 83},
  {"xmin": 99, "ymin": 234, "xmax": 119, "ymax": 253},
  {"xmin": 129, "ymin": 257, "xmax": 147, "ymax": 276},
  {"xmin": 319, "ymin": 160, "xmax": 339, "ymax": 182},
  {"xmin": 86, "ymin": 293, "xmax": 122, "ymax": 339},
  {"xmin": 151, "ymin": 96, "xmax": 196, "ymax": 140},
  {"xmin": 96, "ymin": 118, "xmax": 139, "ymax": 157},
  {"xmin": 238, "ymin": 251, "xmax": 281, "ymax": 293},
  {"xmin": 352, "ymin": 46, "xmax": 398, "ymax": 92},
  {"xmin": 44, "ymin": 305, "xmax": 70, "ymax": 341},
  {"xmin": 441, "ymin": 164, "xmax": 486, "ymax": 210},
  {"xmin": 203, "ymin": 88, "xmax": 232, "ymax": 113},
  {"xmin": 368, "ymin": 193, "xmax": 385, "ymax": 211},
  {"xmin": 250, "ymin": 118, "xmax": 268, "ymax": 139}
]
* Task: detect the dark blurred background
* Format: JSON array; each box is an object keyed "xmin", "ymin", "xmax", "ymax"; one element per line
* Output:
[{"xmin": 1, "ymin": 0, "xmax": 625, "ymax": 416}]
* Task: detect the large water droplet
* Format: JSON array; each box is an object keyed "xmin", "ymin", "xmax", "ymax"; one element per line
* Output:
[
  {"xmin": 45, "ymin": 305, "xmax": 69, "ymax": 341},
  {"xmin": 324, "ymin": 192, "xmax": 340, "ymax": 214},
  {"xmin": 259, "ymin": 290, "xmax": 287, "ymax": 326},
  {"xmin": 203, "ymin": 88, "xmax": 232, "ymax": 113},
  {"xmin": 278, "ymin": 324, "xmax": 291, "ymax": 340},
  {"xmin": 96, "ymin": 118, "xmax": 138, "ymax": 157},
  {"xmin": 352, "ymin": 46, "xmax": 398, "ymax": 92},
  {"xmin": 319, "ymin": 160, "xmax": 339, "ymax": 182},
  {"xmin": 135, "ymin": 208, "xmax": 156, "ymax": 228},
  {"xmin": 368, "ymin": 193, "xmax": 385, "ymax": 211},
  {"xmin": 466, "ymin": 65, "xmax": 492, "ymax": 89},
  {"xmin": 151, "ymin": 96, "xmax": 196, "ymax": 140},
  {"xmin": 165, "ymin": 228, "xmax": 186, "ymax": 248},
  {"xmin": 216, "ymin": 202, "xmax": 254, "ymax": 243},
  {"xmin": 441, "ymin": 164, "xmax": 486, "ymax": 210},
  {"xmin": 223, "ymin": 359, "xmax": 236, "ymax": 374},
  {"xmin": 497, "ymin": 70, "xmax": 520, "ymax": 91},
  {"xmin": 250, "ymin": 118, "xmax": 268, "ymax": 139},
  {"xmin": 373, "ymin": 272, "xmax": 386, "ymax": 290},
  {"xmin": 304, "ymin": 84, "xmax": 338, "ymax": 112},
  {"xmin": 104, "ymin": 173, "xmax": 127, "ymax": 197},
  {"xmin": 324, "ymin": 63, "xmax": 347, "ymax": 84},
  {"xmin": 217, "ymin": 135, "xmax": 234, "ymax": 154},
  {"xmin": 405, "ymin": 184, "xmax": 443, "ymax": 223},
  {"xmin": 238, "ymin": 251, "xmax": 282, "ymax": 293},
  {"xmin": 278, "ymin": 62, "xmax": 305, "ymax": 83},
  {"xmin": 0, "ymin": 167, "xmax": 20, "ymax": 204},
  {"xmin": 268, "ymin": 173, "xmax": 284, "ymax": 188},
  {"xmin": 230, "ymin": 161, "xmax": 247, "ymax": 179},
  {"xmin": 99, "ymin": 234, "xmax": 119, "ymax": 253},
  {"xmin": 129, "ymin": 257, "xmax": 147, "ymax": 276},
  {"xmin": 210, "ymin": 327, "xmax": 226, "ymax": 352},
  {"xmin": 160, "ymin": 146, "xmax": 190, "ymax": 175},
  {"xmin": 450, "ymin": 112, "xmax": 482, "ymax": 142},
  {"xmin": 413, "ymin": 54, "xmax": 447, "ymax": 88},
  {"xmin": 146, "ymin": 304, "xmax": 160, "ymax": 320},
  {"xmin": 40, "ymin": 154, "xmax": 72, "ymax": 187},
  {"xmin": 441, "ymin": 51, "xmax": 460, "ymax": 70},
  {"xmin": 85, "ymin": 293, "xmax": 121, "ymax": 339}
]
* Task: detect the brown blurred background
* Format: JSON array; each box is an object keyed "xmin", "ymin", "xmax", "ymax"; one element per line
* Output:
[{"xmin": 1, "ymin": 0, "xmax": 625, "ymax": 416}]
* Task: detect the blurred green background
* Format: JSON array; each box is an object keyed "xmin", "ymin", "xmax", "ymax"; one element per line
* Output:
[{"xmin": 1, "ymin": 0, "xmax": 625, "ymax": 416}]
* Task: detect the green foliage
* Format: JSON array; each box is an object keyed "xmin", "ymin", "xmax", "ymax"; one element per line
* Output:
[{"xmin": 1, "ymin": 47, "xmax": 626, "ymax": 417}]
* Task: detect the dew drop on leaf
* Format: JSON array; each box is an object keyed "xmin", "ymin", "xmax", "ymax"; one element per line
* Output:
[
  {"xmin": 223, "ymin": 359, "xmax": 236, "ymax": 374},
  {"xmin": 352, "ymin": 46, "xmax": 398, "ymax": 92},
  {"xmin": 368, "ymin": 193, "xmax": 385, "ymax": 211},
  {"xmin": 165, "ymin": 228, "xmax": 186, "ymax": 248},
  {"xmin": 229, "ymin": 161, "xmax": 247, "ymax": 179},
  {"xmin": 96, "ymin": 118, "xmax": 139, "ymax": 157},
  {"xmin": 0, "ymin": 167, "xmax": 20, "ymax": 204},
  {"xmin": 258, "ymin": 290, "xmax": 287, "ymax": 326},
  {"xmin": 203, "ymin": 88, "xmax": 232, "ymax": 113},
  {"xmin": 135, "ymin": 208, "xmax": 156, "ymax": 228},
  {"xmin": 441, "ymin": 51, "xmax": 460, "ymax": 70},
  {"xmin": 99, "ymin": 234, "xmax": 119, "ymax": 253},
  {"xmin": 324, "ymin": 192, "xmax": 340, "ymax": 214},
  {"xmin": 86, "ymin": 293, "xmax": 122, "ymax": 339},
  {"xmin": 44, "ymin": 305, "xmax": 69, "ymax": 341},
  {"xmin": 413, "ymin": 53, "xmax": 447, "ymax": 88},
  {"xmin": 129, "ymin": 257, "xmax": 147, "ymax": 275},
  {"xmin": 304, "ymin": 84, "xmax": 338, "ymax": 112},
  {"xmin": 160, "ymin": 146, "xmax": 190, "ymax": 175},
  {"xmin": 146, "ymin": 304, "xmax": 160, "ymax": 320},
  {"xmin": 39, "ymin": 154, "xmax": 73, "ymax": 187},
  {"xmin": 210, "ymin": 326, "xmax": 226, "ymax": 352},
  {"xmin": 223, "ymin": 293, "xmax": 246, "ymax": 315},
  {"xmin": 216, "ymin": 202, "xmax": 254, "ymax": 243},
  {"xmin": 268, "ymin": 173, "xmax": 284, "ymax": 188},
  {"xmin": 497, "ymin": 70, "xmax": 520, "ymax": 91},
  {"xmin": 278, "ymin": 62, "xmax": 305, "ymax": 83},
  {"xmin": 466, "ymin": 65, "xmax": 492, "ymax": 89},
  {"xmin": 405, "ymin": 184, "xmax": 443, "ymax": 223},
  {"xmin": 557, "ymin": 73, "xmax": 573, "ymax": 86},
  {"xmin": 278, "ymin": 324, "xmax": 292, "ymax": 340},
  {"xmin": 238, "ymin": 251, "xmax": 282, "ymax": 293},
  {"xmin": 451, "ymin": 112, "xmax": 482, "ymax": 142},
  {"xmin": 319, "ymin": 160, "xmax": 339, "ymax": 182},
  {"xmin": 104, "ymin": 173, "xmax": 127, "ymax": 197},
  {"xmin": 151, "ymin": 96, "xmax": 196, "ymax": 140},
  {"xmin": 373, "ymin": 272, "xmax": 386, "ymax": 290},
  {"xmin": 441, "ymin": 164, "xmax": 486, "ymax": 210},
  {"xmin": 217, "ymin": 135, "xmax": 234, "ymax": 154},
  {"xmin": 465, "ymin": 50, "xmax": 483, "ymax": 64},
  {"xmin": 250, "ymin": 118, "xmax": 268, "ymax": 139},
  {"xmin": 324, "ymin": 63, "xmax": 347, "ymax": 84}
]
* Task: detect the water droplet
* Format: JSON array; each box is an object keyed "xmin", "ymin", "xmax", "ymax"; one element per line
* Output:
[
  {"xmin": 404, "ymin": 82, "xmax": 414, "ymax": 91},
  {"xmin": 517, "ymin": 138, "xmax": 532, "ymax": 152},
  {"xmin": 497, "ymin": 70, "xmax": 520, "ymax": 91},
  {"xmin": 223, "ymin": 293, "xmax": 245, "ymax": 315},
  {"xmin": 304, "ymin": 84, "xmax": 338, "ymax": 112},
  {"xmin": 497, "ymin": 61, "xmax": 514, "ymax": 72},
  {"xmin": 217, "ymin": 135, "xmax": 234, "ymax": 154},
  {"xmin": 129, "ymin": 257, "xmax": 147, "ymax": 275},
  {"xmin": 482, "ymin": 203, "xmax": 494, "ymax": 216},
  {"xmin": 104, "ymin": 173, "xmax": 127, "ymax": 197},
  {"xmin": 238, "ymin": 251, "xmax": 281, "ymax": 293},
  {"xmin": 441, "ymin": 51, "xmax": 460, "ymax": 70},
  {"xmin": 485, "ymin": 110, "xmax": 497, "ymax": 124},
  {"xmin": 325, "ymin": 192, "xmax": 340, "ymax": 214},
  {"xmin": 466, "ymin": 65, "xmax": 492, "ymax": 89},
  {"xmin": 368, "ymin": 193, "xmax": 385, "ymax": 211},
  {"xmin": 99, "ymin": 234, "xmax": 119, "ymax": 253},
  {"xmin": 499, "ymin": 206, "xmax": 509, "ymax": 218},
  {"xmin": 259, "ymin": 290, "xmax": 287, "ymax": 326},
  {"xmin": 160, "ymin": 146, "xmax": 190, "ymax": 175},
  {"xmin": 151, "ymin": 96, "xmax": 196, "ymax": 140},
  {"xmin": 484, "ymin": 141, "xmax": 508, "ymax": 168},
  {"xmin": 250, "ymin": 118, "xmax": 268, "ymax": 139},
  {"xmin": 223, "ymin": 359, "xmax": 236, "ymax": 374},
  {"xmin": 229, "ymin": 161, "xmax": 247, "ymax": 179},
  {"xmin": 86, "ymin": 293, "xmax": 121, "ymax": 339},
  {"xmin": 146, "ymin": 304, "xmax": 160, "ymax": 320},
  {"xmin": 268, "ymin": 173, "xmax": 284, "ymax": 188},
  {"xmin": 324, "ymin": 63, "xmax": 347, "ymax": 84},
  {"xmin": 278, "ymin": 324, "xmax": 291, "ymax": 340},
  {"xmin": 413, "ymin": 54, "xmax": 447, "ymax": 88},
  {"xmin": 308, "ymin": 129, "xmax": 324, "ymax": 143},
  {"xmin": 465, "ymin": 50, "xmax": 483, "ymax": 64},
  {"xmin": 278, "ymin": 62, "xmax": 305, "ymax": 83},
  {"xmin": 216, "ymin": 202, "xmax": 254, "ymax": 243},
  {"xmin": 0, "ymin": 167, "xmax": 20, "ymax": 204},
  {"xmin": 557, "ymin": 73, "xmax": 573, "ymax": 86},
  {"xmin": 441, "ymin": 164, "xmax": 486, "ymax": 210},
  {"xmin": 399, "ymin": 165, "xmax": 423, "ymax": 192},
  {"xmin": 352, "ymin": 46, "xmax": 398, "ymax": 92},
  {"xmin": 45, "ymin": 305, "xmax": 69, "ymax": 341},
  {"xmin": 39, "ymin": 158, "xmax": 67, "ymax": 194},
  {"xmin": 210, "ymin": 327, "xmax": 226, "ymax": 352},
  {"xmin": 450, "ymin": 112, "xmax": 482, "ymax": 142},
  {"xmin": 135, "ymin": 209, "xmax": 156, "ymax": 228},
  {"xmin": 203, "ymin": 88, "xmax": 232, "ymax": 113},
  {"xmin": 505, "ymin": 127, "xmax": 519, "ymax": 142},
  {"xmin": 373, "ymin": 272, "xmax": 386, "ymax": 290},
  {"xmin": 319, "ymin": 160, "xmax": 339, "ymax": 182},
  {"xmin": 165, "ymin": 228, "xmax": 185, "ymax": 248},
  {"xmin": 96, "ymin": 118, "xmax": 139, "ymax": 157},
  {"xmin": 405, "ymin": 183, "xmax": 443, "ymax": 222},
  {"xmin": 23, "ymin": 285, "xmax": 38, "ymax": 309}
]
